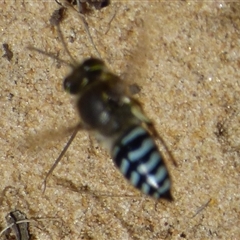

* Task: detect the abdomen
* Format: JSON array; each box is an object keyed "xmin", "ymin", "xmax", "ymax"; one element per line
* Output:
[{"xmin": 112, "ymin": 125, "xmax": 172, "ymax": 200}]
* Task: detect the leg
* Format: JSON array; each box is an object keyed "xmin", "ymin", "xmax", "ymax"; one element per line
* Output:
[{"xmin": 42, "ymin": 123, "xmax": 83, "ymax": 193}]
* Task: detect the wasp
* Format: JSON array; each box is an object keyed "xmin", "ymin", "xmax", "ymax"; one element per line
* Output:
[
  {"xmin": 32, "ymin": 4, "xmax": 173, "ymax": 199},
  {"xmin": 54, "ymin": 58, "xmax": 173, "ymax": 200}
]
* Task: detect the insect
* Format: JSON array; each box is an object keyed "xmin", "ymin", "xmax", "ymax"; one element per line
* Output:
[
  {"xmin": 31, "ymin": 4, "xmax": 174, "ymax": 200},
  {"xmin": 0, "ymin": 210, "xmax": 30, "ymax": 240},
  {"xmin": 63, "ymin": 0, "xmax": 110, "ymax": 12},
  {"xmin": 42, "ymin": 56, "xmax": 174, "ymax": 200}
]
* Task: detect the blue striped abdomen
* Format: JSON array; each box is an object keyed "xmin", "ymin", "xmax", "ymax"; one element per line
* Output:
[{"xmin": 112, "ymin": 126, "xmax": 172, "ymax": 200}]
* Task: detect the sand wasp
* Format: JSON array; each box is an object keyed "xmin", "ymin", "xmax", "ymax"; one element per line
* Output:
[{"xmin": 54, "ymin": 58, "xmax": 173, "ymax": 200}]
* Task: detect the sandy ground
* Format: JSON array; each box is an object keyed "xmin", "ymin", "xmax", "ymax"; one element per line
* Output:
[{"xmin": 0, "ymin": 1, "xmax": 240, "ymax": 239}]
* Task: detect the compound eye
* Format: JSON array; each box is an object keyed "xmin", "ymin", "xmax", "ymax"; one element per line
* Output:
[{"xmin": 63, "ymin": 77, "xmax": 79, "ymax": 95}]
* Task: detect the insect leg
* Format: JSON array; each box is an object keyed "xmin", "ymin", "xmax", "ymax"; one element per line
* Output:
[
  {"xmin": 147, "ymin": 123, "xmax": 178, "ymax": 167},
  {"xmin": 129, "ymin": 98, "xmax": 177, "ymax": 167},
  {"xmin": 56, "ymin": 24, "xmax": 78, "ymax": 65},
  {"xmin": 42, "ymin": 123, "xmax": 82, "ymax": 193}
]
